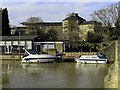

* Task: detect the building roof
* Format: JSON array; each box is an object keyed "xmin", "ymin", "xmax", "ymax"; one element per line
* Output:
[
  {"xmin": 21, "ymin": 22, "xmax": 62, "ymax": 26},
  {"xmin": 0, "ymin": 36, "xmax": 37, "ymax": 41},
  {"xmin": 63, "ymin": 13, "xmax": 86, "ymax": 24},
  {"xmin": 41, "ymin": 22, "xmax": 62, "ymax": 26},
  {"xmin": 63, "ymin": 16, "xmax": 86, "ymax": 21},
  {"xmin": 80, "ymin": 21, "xmax": 102, "ymax": 25}
]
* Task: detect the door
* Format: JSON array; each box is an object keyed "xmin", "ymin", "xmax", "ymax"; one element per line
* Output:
[{"xmin": 5, "ymin": 45, "xmax": 12, "ymax": 53}]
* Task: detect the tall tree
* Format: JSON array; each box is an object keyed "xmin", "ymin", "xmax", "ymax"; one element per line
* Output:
[
  {"xmin": 111, "ymin": 2, "xmax": 120, "ymax": 40},
  {"xmin": 2, "ymin": 8, "xmax": 10, "ymax": 36},
  {"xmin": 91, "ymin": 3, "xmax": 118, "ymax": 27}
]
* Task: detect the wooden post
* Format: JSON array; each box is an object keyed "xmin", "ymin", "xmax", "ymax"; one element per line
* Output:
[
  {"xmin": 54, "ymin": 41, "xmax": 56, "ymax": 56},
  {"xmin": 47, "ymin": 42, "xmax": 48, "ymax": 54},
  {"xmin": 19, "ymin": 31, "xmax": 21, "ymax": 60}
]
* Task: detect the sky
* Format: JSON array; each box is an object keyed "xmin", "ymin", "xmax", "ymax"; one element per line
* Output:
[{"xmin": 1, "ymin": 0, "xmax": 119, "ymax": 26}]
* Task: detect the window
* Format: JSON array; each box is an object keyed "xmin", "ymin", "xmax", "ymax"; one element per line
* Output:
[
  {"xmin": 20, "ymin": 41, "xmax": 25, "ymax": 46},
  {"xmin": 40, "ymin": 44, "xmax": 54, "ymax": 49},
  {"xmin": 26, "ymin": 41, "xmax": 32, "ymax": 50},
  {"xmin": 13, "ymin": 41, "xmax": 18, "ymax": 45},
  {"xmin": 48, "ymin": 44, "xmax": 54, "ymax": 49},
  {"xmin": 0, "ymin": 41, "xmax": 5, "ymax": 46}
]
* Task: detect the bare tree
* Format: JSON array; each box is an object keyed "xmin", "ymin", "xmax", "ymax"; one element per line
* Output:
[
  {"xmin": 26, "ymin": 16, "xmax": 43, "ymax": 23},
  {"xmin": 112, "ymin": 5, "xmax": 120, "ymax": 40},
  {"xmin": 116, "ymin": 1, "xmax": 120, "ymax": 29},
  {"xmin": 90, "ymin": 2, "xmax": 119, "ymax": 40},
  {"xmin": 26, "ymin": 16, "xmax": 43, "ymax": 35},
  {"xmin": 90, "ymin": 2, "xmax": 118, "ymax": 27}
]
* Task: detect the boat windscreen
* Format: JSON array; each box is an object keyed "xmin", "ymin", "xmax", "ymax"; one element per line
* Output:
[
  {"xmin": 28, "ymin": 50, "xmax": 41, "ymax": 54},
  {"xmin": 97, "ymin": 54, "xmax": 106, "ymax": 59}
]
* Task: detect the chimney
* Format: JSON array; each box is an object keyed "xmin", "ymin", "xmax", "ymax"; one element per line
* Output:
[{"xmin": 70, "ymin": 13, "xmax": 78, "ymax": 17}]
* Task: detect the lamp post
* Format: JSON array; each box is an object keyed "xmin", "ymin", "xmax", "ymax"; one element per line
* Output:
[{"xmin": 19, "ymin": 31, "xmax": 21, "ymax": 59}]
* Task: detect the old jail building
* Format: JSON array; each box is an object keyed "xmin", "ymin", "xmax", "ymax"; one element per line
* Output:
[{"xmin": 17, "ymin": 12, "xmax": 102, "ymax": 41}]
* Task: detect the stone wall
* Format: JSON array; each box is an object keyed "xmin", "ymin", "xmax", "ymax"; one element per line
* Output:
[
  {"xmin": 118, "ymin": 39, "xmax": 120, "ymax": 89},
  {"xmin": 118, "ymin": 39, "xmax": 120, "ymax": 63},
  {"xmin": 103, "ymin": 40, "xmax": 120, "ymax": 88},
  {"xmin": 99, "ymin": 41, "xmax": 116, "ymax": 63}
]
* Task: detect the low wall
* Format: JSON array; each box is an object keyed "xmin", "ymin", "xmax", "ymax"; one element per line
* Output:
[
  {"xmin": 64, "ymin": 52, "xmax": 97, "ymax": 58},
  {"xmin": 1, "ymin": 55, "xmax": 22, "ymax": 60}
]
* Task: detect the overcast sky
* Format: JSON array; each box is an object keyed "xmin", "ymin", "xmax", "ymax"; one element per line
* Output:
[{"xmin": 1, "ymin": 0, "xmax": 119, "ymax": 26}]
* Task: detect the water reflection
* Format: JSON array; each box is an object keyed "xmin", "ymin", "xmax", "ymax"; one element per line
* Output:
[{"xmin": 2, "ymin": 61, "xmax": 108, "ymax": 88}]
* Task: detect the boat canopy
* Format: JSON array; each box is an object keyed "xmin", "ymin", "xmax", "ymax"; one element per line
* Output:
[
  {"xmin": 97, "ymin": 54, "xmax": 107, "ymax": 59},
  {"xmin": 27, "ymin": 50, "xmax": 41, "ymax": 54}
]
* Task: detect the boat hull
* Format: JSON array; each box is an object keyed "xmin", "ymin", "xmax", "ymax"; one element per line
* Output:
[
  {"xmin": 21, "ymin": 54, "xmax": 61, "ymax": 63},
  {"xmin": 75, "ymin": 58, "xmax": 107, "ymax": 64},
  {"xmin": 21, "ymin": 58, "xmax": 55, "ymax": 63}
]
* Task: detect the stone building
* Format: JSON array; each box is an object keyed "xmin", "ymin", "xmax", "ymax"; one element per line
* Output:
[
  {"xmin": 62, "ymin": 13, "xmax": 86, "ymax": 40},
  {"xmin": 13, "ymin": 13, "xmax": 102, "ymax": 41},
  {"xmin": 62, "ymin": 13, "xmax": 102, "ymax": 41},
  {"xmin": 79, "ymin": 21, "xmax": 102, "ymax": 41},
  {"xmin": 11, "ymin": 25, "xmax": 28, "ymax": 35},
  {"xmin": 20, "ymin": 22, "xmax": 62, "ymax": 37}
]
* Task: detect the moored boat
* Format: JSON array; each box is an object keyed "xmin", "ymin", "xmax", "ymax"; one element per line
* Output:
[
  {"xmin": 75, "ymin": 54, "xmax": 107, "ymax": 64},
  {"xmin": 21, "ymin": 50, "xmax": 62, "ymax": 63}
]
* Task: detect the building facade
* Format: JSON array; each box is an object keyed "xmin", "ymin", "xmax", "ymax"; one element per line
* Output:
[
  {"xmin": 62, "ymin": 13, "xmax": 86, "ymax": 40},
  {"xmin": 79, "ymin": 21, "xmax": 102, "ymax": 41},
  {"xmin": 12, "ymin": 13, "xmax": 102, "ymax": 41},
  {"xmin": 0, "ymin": 36, "xmax": 37, "ymax": 54},
  {"xmin": 20, "ymin": 22, "xmax": 62, "ymax": 36},
  {"xmin": 33, "ymin": 41, "xmax": 65, "ymax": 55},
  {"xmin": 0, "ymin": 36, "xmax": 65, "ymax": 55}
]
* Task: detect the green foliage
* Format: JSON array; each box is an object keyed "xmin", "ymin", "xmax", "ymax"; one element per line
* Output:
[
  {"xmin": 2, "ymin": 8, "xmax": 11, "ymax": 36},
  {"xmin": 46, "ymin": 29, "xmax": 58, "ymax": 40},
  {"xmin": 87, "ymin": 31, "xmax": 103, "ymax": 43}
]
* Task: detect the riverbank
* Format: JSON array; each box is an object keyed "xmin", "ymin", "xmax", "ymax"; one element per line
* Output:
[{"xmin": 1, "ymin": 52, "xmax": 97, "ymax": 62}]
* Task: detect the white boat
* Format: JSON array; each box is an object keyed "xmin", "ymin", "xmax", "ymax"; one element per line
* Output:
[
  {"xmin": 75, "ymin": 54, "xmax": 107, "ymax": 64},
  {"xmin": 21, "ymin": 50, "xmax": 61, "ymax": 63}
]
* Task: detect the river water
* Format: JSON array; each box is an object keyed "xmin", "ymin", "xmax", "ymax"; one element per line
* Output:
[{"xmin": 2, "ymin": 61, "xmax": 108, "ymax": 88}]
